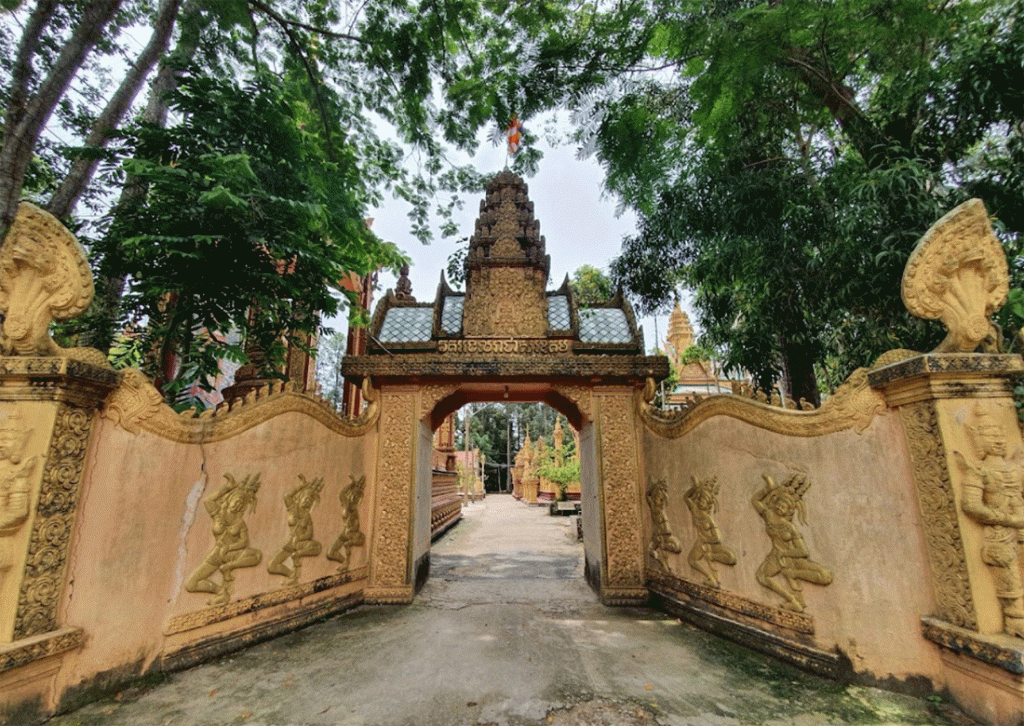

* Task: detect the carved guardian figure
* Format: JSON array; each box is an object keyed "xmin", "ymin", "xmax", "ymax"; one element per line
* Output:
[
  {"xmin": 955, "ymin": 406, "xmax": 1024, "ymax": 638},
  {"xmin": 185, "ymin": 473, "xmax": 263, "ymax": 605},
  {"xmin": 646, "ymin": 477, "xmax": 682, "ymax": 573},
  {"xmin": 326, "ymin": 474, "xmax": 366, "ymax": 571},
  {"xmin": 752, "ymin": 473, "xmax": 832, "ymax": 612},
  {"xmin": 268, "ymin": 475, "xmax": 324, "ymax": 585},
  {"xmin": 684, "ymin": 475, "xmax": 736, "ymax": 586},
  {"xmin": 0, "ymin": 412, "xmax": 35, "ymax": 538}
]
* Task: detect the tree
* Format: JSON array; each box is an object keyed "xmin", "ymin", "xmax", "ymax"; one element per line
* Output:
[
  {"xmin": 570, "ymin": 264, "xmax": 613, "ymax": 306},
  {"xmin": 585, "ymin": 0, "xmax": 1024, "ymax": 401}
]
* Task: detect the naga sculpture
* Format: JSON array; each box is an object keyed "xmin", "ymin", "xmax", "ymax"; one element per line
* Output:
[
  {"xmin": 684, "ymin": 475, "xmax": 736, "ymax": 586},
  {"xmin": 0, "ymin": 202, "xmax": 109, "ymax": 367},
  {"xmin": 326, "ymin": 474, "xmax": 366, "ymax": 571},
  {"xmin": 752, "ymin": 473, "xmax": 833, "ymax": 612},
  {"xmin": 955, "ymin": 406, "xmax": 1024, "ymax": 638},
  {"xmin": 902, "ymin": 198, "xmax": 1008, "ymax": 353},
  {"xmin": 268, "ymin": 475, "xmax": 324, "ymax": 585},
  {"xmin": 185, "ymin": 473, "xmax": 263, "ymax": 605},
  {"xmin": 646, "ymin": 477, "xmax": 682, "ymax": 573}
]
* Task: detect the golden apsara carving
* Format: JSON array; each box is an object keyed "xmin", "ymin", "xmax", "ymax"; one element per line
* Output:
[
  {"xmin": 954, "ymin": 405, "xmax": 1024, "ymax": 638},
  {"xmin": 185, "ymin": 473, "xmax": 263, "ymax": 606},
  {"xmin": 646, "ymin": 477, "xmax": 682, "ymax": 574},
  {"xmin": 684, "ymin": 475, "xmax": 736, "ymax": 586},
  {"xmin": 327, "ymin": 474, "xmax": 367, "ymax": 571},
  {"xmin": 752, "ymin": 473, "xmax": 832, "ymax": 612},
  {"xmin": 902, "ymin": 198, "xmax": 1008, "ymax": 353},
  {"xmin": 462, "ymin": 266, "xmax": 548, "ymax": 338},
  {"xmin": 268, "ymin": 475, "xmax": 324, "ymax": 585}
]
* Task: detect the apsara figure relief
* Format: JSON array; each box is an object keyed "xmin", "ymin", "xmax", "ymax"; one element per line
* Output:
[
  {"xmin": 954, "ymin": 406, "xmax": 1024, "ymax": 638},
  {"xmin": 752, "ymin": 473, "xmax": 833, "ymax": 612},
  {"xmin": 327, "ymin": 474, "xmax": 366, "ymax": 571},
  {"xmin": 268, "ymin": 475, "xmax": 324, "ymax": 586},
  {"xmin": 186, "ymin": 473, "xmax": 263, "ymax": 605},
  {"xmin": 684, "ymin": 475, "xmax": 736, "ymax": 587},
  {"xmin": 0, "ymin": 412, "xmax": 35, "ymax": 537},
  {"xmin": 646, "ymin": 477, "xmax": 682, "ymax": 573}
]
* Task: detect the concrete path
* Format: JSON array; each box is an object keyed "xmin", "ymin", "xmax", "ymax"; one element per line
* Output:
[{"xmin": 50, "ymin": 495, "xmax": 963, "ymax": 726}]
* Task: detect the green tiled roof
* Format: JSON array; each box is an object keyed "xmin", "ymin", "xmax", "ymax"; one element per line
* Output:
[{"xmin": 379, "ymin": 307, "xmax": 433, "ymax": 343}]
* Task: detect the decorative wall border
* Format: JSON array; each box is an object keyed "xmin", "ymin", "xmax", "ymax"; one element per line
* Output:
[
  {"xmin": 0, "ymin": 627, "xmax": 83, "ymax": 674},
  {"xmin": 104, "ymin": 369, "xmax": 380, "ymax": 443},
  {"xmin": 13, "ymin": 401, "xmax": 94, "ymax": 639},
  {"xmin": 648, "ymin": 573, "xmax": 814, "ymax": 634},
  {"xmin": 640, "ymin": 368, "xmax": 887, "ymax": 439},
  {"xmin": 921, "ymin": 616, "xmax": 1024, "ymax": 675},
  {"xmin": 900, "ymin": 401, "xmax": 976, "ymax": 629},
  {"xmin": 165, "ymin": 566, "xmax": 368, "ymax": 635}
]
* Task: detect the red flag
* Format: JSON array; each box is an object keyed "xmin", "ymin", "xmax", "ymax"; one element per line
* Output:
[{"xmin": 507, "ymin": 115, "xmax": 523, "ymax": 155}]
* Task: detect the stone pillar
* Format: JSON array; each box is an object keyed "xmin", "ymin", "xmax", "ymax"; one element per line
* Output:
[
  {"xmin": 0, "ymin": 358, "xmax": 116, "ymax": 691},
  {"xmin": 871, "ymin": 354, "xmax": 1024, "ymax": 725},
  {"xmin": 592, "ymin": 388, "xmax": 647, "ymax": 605},
  {"xmin": 364, "ymin": 385, "xmax": 419, "ymax": 604}
]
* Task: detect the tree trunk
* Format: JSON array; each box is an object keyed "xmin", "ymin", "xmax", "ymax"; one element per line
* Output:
[
  {"xmin": 0, "ymin": 0, "xmax": 123, "ymax": 244},
  {"xmin": 778, "ymin": 327, "xmax": 820, "ymax": 408},
  {"xmin": 84, "ymin": 0, "xmax": 203, "ymax": 353},
  {"xmin": 47, "ymin": 0, "xmax": 185, "ymax": 220}
]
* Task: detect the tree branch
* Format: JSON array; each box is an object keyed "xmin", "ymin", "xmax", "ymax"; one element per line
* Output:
[{"xmin": 247, "ymin": 0, "xmax": 366, "ymax": 44}]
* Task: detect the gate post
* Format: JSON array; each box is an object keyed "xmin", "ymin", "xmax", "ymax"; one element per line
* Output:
[{"xmin": 592, "ymin": 387, "xmax": 647, "ymax": 605}]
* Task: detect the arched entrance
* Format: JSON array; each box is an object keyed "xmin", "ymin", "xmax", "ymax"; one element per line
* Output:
[{"xmin": 342, "ymin": 170, "xmax": 669, "ymax": 606}]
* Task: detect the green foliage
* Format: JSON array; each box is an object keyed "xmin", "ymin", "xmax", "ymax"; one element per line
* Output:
[
  {"xmin": 537, "ymin": 458, "xmax": 580, "ymax": 485},
  {"xmin": 590, "ymin": 0, "xmax": 1024, "ymax": 400},
  {"xmin": 570, "ymin": 264, "xmax": 613, "ymax": 306},
  {"xmin": 97, "ymin": 68, "xmax": 404, "ymax": 396}
]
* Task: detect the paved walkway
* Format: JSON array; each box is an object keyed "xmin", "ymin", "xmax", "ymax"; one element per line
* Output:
[{"xmin": 51, "ymin": 495, "xmax": 962, "ymax": 726}]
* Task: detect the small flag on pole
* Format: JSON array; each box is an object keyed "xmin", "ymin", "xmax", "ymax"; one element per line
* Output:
[{"xmin": 507, "ymin": 115, "xmax": 523, "ymax": 155}]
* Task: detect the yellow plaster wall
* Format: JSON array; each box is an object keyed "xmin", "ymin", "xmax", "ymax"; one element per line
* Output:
[
  {"xmin": 642, "ymin": 409, "xmax": 944, "ymax": 684},
  {"xmin": 53, "ymin": 407, "xmax": 376, "ymax": 697}
]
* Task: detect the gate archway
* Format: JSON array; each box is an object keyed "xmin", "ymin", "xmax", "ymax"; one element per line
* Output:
[{"xmin": 342, "ymin": 170, "xmax": 669, "ymax": 605}]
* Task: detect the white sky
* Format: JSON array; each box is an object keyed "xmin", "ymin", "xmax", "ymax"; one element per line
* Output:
[{"xmin": 358, "ymin": 133, "xmax": 693, "ymax": 352}]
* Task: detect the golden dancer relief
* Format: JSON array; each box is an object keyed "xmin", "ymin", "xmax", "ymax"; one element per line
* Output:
[
  {"xmin": 752, "ymin": 473, "xmax": 833, "ymax": 612},
  {"xmin": 684, "ymin": 475, "xmax": 736, "ymax": 587},
  {"xmin": 327, "ymin": 474, "xmax": 366, "ymax": 571},
  {"xmin": 954, "ymin": 406, "xmax": 1024, "ymax": 638},
  {"xmin": 185, "ymin": 473, "xmax": 263, "ymax": 606},
  {"xmin": 646, "ymin": 477, "xmax": 682, "ymax": 573},
  {"xmin": 268, "ymin": 475, "xmax": 324, "ymax": 586}
]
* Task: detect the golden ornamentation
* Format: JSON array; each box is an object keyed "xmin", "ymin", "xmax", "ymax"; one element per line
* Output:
[
  {"xmin": 268, "ymin": 475, "xmax": 324, "ymax": 585},
  {"xmin": 645, "ymin": 477, "xmax": 682, "ymax": 574},
  {"xmin": 0, "ymin": 203, "xmax": 109, "ymax": 367},
  {"xmin": 752, "ymin": 473, "xmax": 833, "ymax": 613},
  {"xmin": 684, "ymin": 475, "xmax": 736, "ymax": 586},
  {"xmin": 954, "ymin": 405, "xmax": 1024, "ymax": 637},
  {"xmin": 902, "ymin": 198, "xmax": 1008, "ymax": 353},
  {"xmin": 463, "ymin": 266, "xmax": 548, "ymax": 338},
  {"xmin": 597, "ymin": 392, "xmax": 644, "ymax": 589},
  {"xmin": 185, "ymin": 473, "xmax": 263, "ymax": 606},
  {"xmin": 552, "ymin": 385, "xmax": 593, "ymax": 422},
  {"xmin": 11, "ymin": 402, "xmax": 93, "ymax": 639},
  {"xmin": 419, "ymin": 384, "xmax": 458, "ymax": 419},
  {"xmin": 166, "ymin": 566, "xmax": 367, "ymax": 635},
  {"xmin": 327, "ymin": 474, "xmax": 367, "ymax": 571},
  {"xmin": 649, "ymin": 573, "xmax": 815, "ymax": 634},
  {"xmin": 103, "ymin": 368, "xmax": 379, "ymax": 442},
  {"xmin": 369, "ymin": 393, "xmax": 415, "ymax": 590},
  {"xmin": 639, "ymin": 367, "xmax": 886, "ymax": 438},
  {"xmin": 0, "ymin": 411, "xmax": 36, "ymax": 536},
  {"xmin": 0, "ymin": 626, "xmax": 83, "ymax": 674},
  {"xmin": 900, "ymin": 399, "xmax": 976, "ymax": 628}
]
